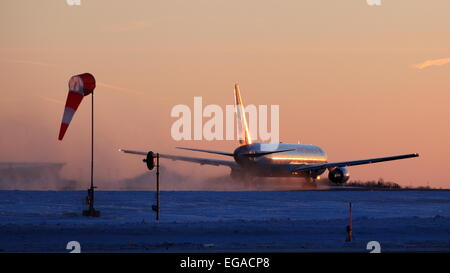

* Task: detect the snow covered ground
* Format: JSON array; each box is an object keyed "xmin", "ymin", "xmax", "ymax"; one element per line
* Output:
[{"xmin": 0, "ymin": 190, "xmax": 449, "ymax": 252}]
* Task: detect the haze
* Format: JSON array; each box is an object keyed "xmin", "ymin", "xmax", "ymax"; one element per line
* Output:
[{"xmin": 0, "ymin": 0, "xmax": 449, "ymax": 188}]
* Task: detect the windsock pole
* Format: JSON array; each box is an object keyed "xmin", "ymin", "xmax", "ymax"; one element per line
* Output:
[
  {"xmin": 59, "ymin": 73, "xmax": 99, "ymax": 217},
  {"xmin": 90, "ymin": 90, "xmax": 95, "ymax": 211},
  {"xmin": 83, "ymin": 89, "xmax": 100, "ymax": 217}
]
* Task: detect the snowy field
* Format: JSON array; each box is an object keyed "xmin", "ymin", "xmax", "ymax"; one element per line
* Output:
[{"xmin": 0, "ymin": 190, "xmax": 449, "ymax": 252}]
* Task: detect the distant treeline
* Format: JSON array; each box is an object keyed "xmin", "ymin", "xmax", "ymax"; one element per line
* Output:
[{"xmin": 347, "ymin": 178, "xmax": 434, "ymax": 190}]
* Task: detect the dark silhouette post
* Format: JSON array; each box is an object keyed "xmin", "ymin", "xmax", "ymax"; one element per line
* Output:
[
  {"xmin": 155, "ymin": 153, "xmax": 160, "ymax": 220},
  {"xmin": 145, "ymin": 151, "xmax": 160, "ymax": 220},
  {"xmin": 346, "ymin": 202, "xmax": 352, "ymax": 242},
  {"xmin": 83, "ymin": 91, "xmax": 100, "ymax": 217}
]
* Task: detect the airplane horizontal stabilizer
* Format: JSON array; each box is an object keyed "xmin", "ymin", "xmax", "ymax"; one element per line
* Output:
[{"xmin": 242, "ymin": 149, "xmax": 296, "ymax": 157}]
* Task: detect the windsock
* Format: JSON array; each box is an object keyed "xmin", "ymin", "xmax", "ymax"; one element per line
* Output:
[{"xmin": 58, "ymin": 73, "xmax": 96, "ymax": 140}]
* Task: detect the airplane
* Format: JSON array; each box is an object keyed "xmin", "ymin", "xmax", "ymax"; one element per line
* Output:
[{"xmin": 120, "ymin": 84, "xmax": 419, "ymax": 184}]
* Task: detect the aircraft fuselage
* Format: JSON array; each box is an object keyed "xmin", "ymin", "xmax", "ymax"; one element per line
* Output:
[{"xmin": 233, "ymin": 143, "xmax": 328, "ymax": 178}]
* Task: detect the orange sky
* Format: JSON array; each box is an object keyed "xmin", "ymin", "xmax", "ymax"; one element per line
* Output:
[{"xmin": 0, "ymin": 0, "xmax": 449, "ymax": 188}]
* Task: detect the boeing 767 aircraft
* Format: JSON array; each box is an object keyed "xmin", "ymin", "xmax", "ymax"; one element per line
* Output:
[{"xmin": 120, "ymin": 84, "xmax": 419, "ymax": 184}]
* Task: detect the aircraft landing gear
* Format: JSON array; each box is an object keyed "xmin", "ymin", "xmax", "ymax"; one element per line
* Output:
[{"xmin": 305, "ymin": 175, "xmax": 321, "ymax": 183}]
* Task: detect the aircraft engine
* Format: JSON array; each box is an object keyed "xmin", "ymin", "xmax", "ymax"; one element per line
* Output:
[{"xmin": 328, "ymin": 167, "xmax": 350, "ymax": 184}]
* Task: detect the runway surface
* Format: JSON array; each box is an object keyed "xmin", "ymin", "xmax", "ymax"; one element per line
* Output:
[{"xmin": 0, "ymin": 190, "xmax": 449, "ymax": 252}]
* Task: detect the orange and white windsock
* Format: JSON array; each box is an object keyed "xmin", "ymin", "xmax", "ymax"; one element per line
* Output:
[{"xmin": 58, "ymin": 73, "xmax": 96, "ymax": 141}]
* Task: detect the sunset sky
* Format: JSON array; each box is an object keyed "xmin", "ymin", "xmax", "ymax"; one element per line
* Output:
[{"xmin": 1, "ymin": 0, "xmax": 449, "ymax": 188}]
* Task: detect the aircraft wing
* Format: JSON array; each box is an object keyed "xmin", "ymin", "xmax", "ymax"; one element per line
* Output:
[
  {"xmin": 290, "ymin": 153, "xmax": 419, "ymax": 172},
  {"xmin": 119, "ymin": 149, "xmax": 238, "ymax": 168}
]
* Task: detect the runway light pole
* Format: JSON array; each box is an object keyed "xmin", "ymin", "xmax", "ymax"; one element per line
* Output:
[
  {"xmin": 346, "ymin": 202, "xmax": 352, "ymax": 242},
  {"xmin": 143, "ymin": 151, "xmax": 160, "ymax": 220}
]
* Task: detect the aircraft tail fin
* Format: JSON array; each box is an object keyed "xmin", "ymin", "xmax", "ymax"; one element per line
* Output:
[{"xmin": 234, "ymin": 84, "xmax": 252, "ymax": 146}]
